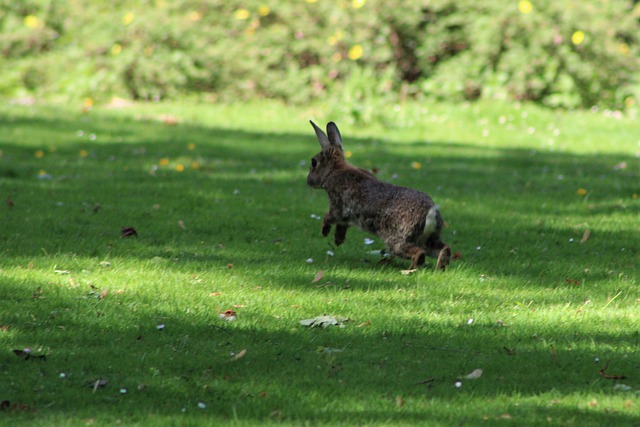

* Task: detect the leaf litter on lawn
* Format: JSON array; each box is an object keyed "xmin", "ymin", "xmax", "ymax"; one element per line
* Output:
[{"xmin": 300, "ymin": 315, "xmax": 350, "ymax": 328}]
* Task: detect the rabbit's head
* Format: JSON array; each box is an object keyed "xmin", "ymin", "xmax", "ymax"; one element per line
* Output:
[{"xmin": 307, "ymin": 121, "xmax": 347, "ymax": 189}]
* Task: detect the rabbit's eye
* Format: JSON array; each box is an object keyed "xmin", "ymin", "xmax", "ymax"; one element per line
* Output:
[{"xmin": 311, "ymin": 158, "xmax": 318, "ymax": 168}]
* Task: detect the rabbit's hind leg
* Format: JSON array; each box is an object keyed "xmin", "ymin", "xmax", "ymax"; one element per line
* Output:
[
  {"xmin": 409, "ymin": 248, "xmax": 427, "ymax": 269},
  {"xmin": 425, "ymin": 241, "xmax": 451, "ymax": 271},
  {"xmin": 334, "ymin": 224, "xmax": 348, "ymax": 246},
  {"xmin": 390, "ymin": 242, "xmax": 426, "ymax": 269}
]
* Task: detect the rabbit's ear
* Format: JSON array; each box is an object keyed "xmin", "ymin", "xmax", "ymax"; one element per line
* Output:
[
  {"xmin": 310, "ymin": 120, "xmax": 330, "ymax": 150},
  {"xmin": 326, "ymin": 122, "xmax": 343, "ymax": 150}
]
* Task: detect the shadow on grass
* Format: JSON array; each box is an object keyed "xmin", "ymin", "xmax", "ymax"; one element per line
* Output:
[
  {"xmin": 1, "ymin": 273, "xmax": 638, "ymax": 424},
  {"xmin": 3, "ymin": 109, "xmax": 637, "ymax": 279}
]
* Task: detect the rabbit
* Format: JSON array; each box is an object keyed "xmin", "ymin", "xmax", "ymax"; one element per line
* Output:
[{"xmin": 307, "ymin": 120, "xmax": 451, "ymax": 270}]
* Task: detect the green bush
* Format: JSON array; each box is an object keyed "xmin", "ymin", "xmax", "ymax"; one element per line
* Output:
[
  {"xmin": 0, "ymin": 0, "xmax": 637, "ymax": 111},
  {"xmin": 416, "ymin": 0, "xmax": 640, "ymax": 109}
]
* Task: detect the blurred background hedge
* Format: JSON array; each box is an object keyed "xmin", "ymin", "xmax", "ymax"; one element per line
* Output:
[{"xmin": 1, "ymin": 0, "xmax": 638, "ymax": 112}]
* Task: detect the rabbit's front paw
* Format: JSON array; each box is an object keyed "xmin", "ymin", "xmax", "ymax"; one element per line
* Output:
[
  {"xmin": 334, "ymin": 224, "xmax": 347, "ymax": 246},
  {"xmin": 321, "ymin": 213, "xmax": 334, "ymax": 237},
  {"xmin": 321, "ymin": 222, "xmax": 332, "ymax": 237}
]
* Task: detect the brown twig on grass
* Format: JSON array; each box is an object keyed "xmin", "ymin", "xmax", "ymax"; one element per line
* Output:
[{"xmin": 599, "ymin": 362, "xmax": 626, "ymax": 380}]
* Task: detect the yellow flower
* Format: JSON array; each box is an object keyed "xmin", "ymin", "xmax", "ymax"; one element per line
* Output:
[
  {"xmin": 518, "ymin": 0, "xmax": 533, "ymax": 14},
  {"xmin": 352, "ymin": 0, "xmax": 366, "ymax": 8},
  {"xmin": 24, "ymin": 15, "xmax": 41, "ymax": 29},
  {"xmin": 258, "ymin": 6, "xmax": 270, "ymax": 16},
  {"xmin": 328, "ymin": 30, "xmax": 344, "ymax": 46},
  {"xmin": 348, "ymin": 44, "xmax": 363, "ymax": 61},
  {"xmin": 571, "ymin": 31, "xmax": 585, "ymax": 45},
  {"xmin": 411, "ymin": 161, "xmax": 422, "ymax": 170},
  {"xmin": 122, "ymin": 12, "xmax": 135, "ymax": 25},
  {"xmin": 79, "ymin": 149, "xmax": 89, "ymax": 158},
  {"xmin": 234, "ymin": 9, "xmax": 250, "ymax": 20},
  {"xmin": 83, "ymin": 97, "xmax": 94, "ymax": 109},
  {"xmin": 191, "ymin": 162, "xmax": 200, "ymax": 170},
  {"xmin": 618, "ymin": 43, "xmax": 630, "ymax": 56},
  {"xmin": 187, "ymin": 143, "xmax": 196, "ymax": 151},
  {"xmin": 159, "ymin": 158, "xmax": 170, "ymax": 166},
  {"xmin": 38, "ymin": 170, "xmax": 48, "ymax": 176},
  {"xmin": 624, "ymin": 96, "xmax": 635, "ymax": 108},
  {"xmin": 305, "ymin": 0, "xmax": 318, "ymax": 3},
  {"xmin": 35, "ymin": 150, "xmax": 45, "ymax": 158},
  {"xmin": 188, "ymin": 11, "xmax": 202, "ymax": 22},
  {"xmin": 111, "ymin": 43, "xmax": 122, "ymax": 56},
  {"xmin": 576, "ymin": 188, "xmax": 587, "ymax": 196},
  {"xmin": 176, "ymin": 164, "xmax": 185, "ymax": 172},
  {"xmin": 345, "ymin": 150, "xmax": 352, "ymax": 158}
]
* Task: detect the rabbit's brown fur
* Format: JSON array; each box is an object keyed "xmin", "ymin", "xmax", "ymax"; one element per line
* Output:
[{"xmin": 307, "ymin": 121, "xmax": 451, "ymax": 270}]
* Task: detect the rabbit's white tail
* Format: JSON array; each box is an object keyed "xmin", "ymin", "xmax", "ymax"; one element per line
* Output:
[{"xmin": 423, "ymin": 205, "xmax": 439, "ymax": 237}]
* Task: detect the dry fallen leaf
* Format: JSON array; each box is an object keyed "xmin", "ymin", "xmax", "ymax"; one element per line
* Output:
[
  {"xmin": 0, "ymin": 400, "xmax": 36, "ymax": 413},
  {"xmin": 311, "ymin": 270, "xmax": 324, "ymax": 284},
  {"xmin": 160, "ymin": 115, "xmax": 178, "ymax": 125},
  {"xmin": 613, "ymin": 161, "xmax": 627, "ymax": 171},
  {"xmin": 120, "ymin": 227, "xmax": 138, "ymax": 238},
  {"xmin": 599, "ymin": 362, "xmax": 626, "ymax": 379},
  {"xmin": 464, "ymin": 368, "xmax": 483, "ymax": 379},
  {"xmin": 178, "ymin": 220, "xmax": 186, "ymax": 230},
  {"xmin": 300, "ymin": 315, "xmax": 349, "ymax": 328},
  {"xmin": 90, "ymin": 379, "xmax": 109, "ymax": 392},
  {"xmin": 317, "ymin": 347, "xmax": 343, "ymax": 354},
  {"xmin": 503, "ymin": 346, "xmax": 516, "ymax": 356},
  {"xmin": 580, "ymin": 229, "xmax": 591, "ymax": 243},
  {"xmin": 401, "ymin": 269, "xmax": 417, "ymax": 275},
  {"xmin": 219, "ymin": 309, "xmax": 237, "ymax": 321},
  {"xmin": 231, "ymin": 349, "xmax": 247, "ymax": 361},
  {"xmin": 270, "ymin": 410, "xmax": 283, "ymax": 421},
  {"xmin": 13, "ymin": 349, "xmax": 46, "ymax": 361}
]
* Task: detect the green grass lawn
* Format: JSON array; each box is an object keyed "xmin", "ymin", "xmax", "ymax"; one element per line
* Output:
[{"xmin": 0, "ymin": 100, "xmax": 638, "ymax": 426}]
